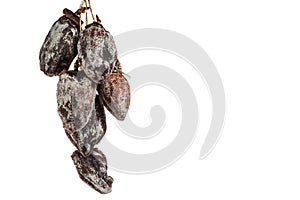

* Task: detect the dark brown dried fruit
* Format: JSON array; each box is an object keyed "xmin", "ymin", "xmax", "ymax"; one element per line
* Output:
[
  {"xmin": 57, "ymin": 70, "xmax": 96, "ymax": 133},
  {"xmin": 98, "ymin": 72, "xmax": 130, "ymax": 121},
  {"xmin": 78, "ymin": 22, "xmax": 118, "ymax": 83},
  {"xmin": 40, "ymin": 4, "xmax": 129, "ymax": 195},
  {"xmin": 65, "ymin": 95, "xmax": 107, "ymax": 156},
  {"xmin": 39, "ymin": 9, "xmax": 80, "ymax": 76},
  {"xmin": 71, "ymin": 150, "xmax": 113, "ymax": 194}
]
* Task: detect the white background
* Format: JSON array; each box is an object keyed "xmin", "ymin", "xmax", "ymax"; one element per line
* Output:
[{"xmin": 1, "ymin": 0, "xmax": 300, "ymax": 199}]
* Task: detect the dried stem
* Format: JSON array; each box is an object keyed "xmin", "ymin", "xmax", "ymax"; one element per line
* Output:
[{"xmin": 96, "ymin": 15, "xmax": 101, "ymax": 23}]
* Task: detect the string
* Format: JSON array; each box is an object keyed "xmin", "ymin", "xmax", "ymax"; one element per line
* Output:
[
  {"xmin": 84, "ymin": 0, "xmax": 89, "ymax": 25},
  {"xmin": 78, "ymin": 0, "xmax": 85, "ymax": 31},
  {"xmin": 87, "ymin": 0, "xmax": 96, "ymax": 22}
]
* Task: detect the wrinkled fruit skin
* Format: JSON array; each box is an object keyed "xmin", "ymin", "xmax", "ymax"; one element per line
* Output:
[
  {"xmin": 41, "ymin": 9, "xmax": 131, "ymax": 194},
  {"xmin": 57, "ymin": 71, "xmax": 96, "ymax": 134},
  {"xmin": 39, "ymin": 15, "xmax": 79, "ymax": 76},
  {"xmin": 78, "ymin": 22, "xmax": 118, "ymax": 83},
  {"xmin": 64, "ymin": 95, "xmax": 106, "ymax": 156},
  {"xmin": 71, "ymin": 150, "xmax": 114, "ymax": 194},
  {"xmin": 99, "ymin": 72, "xmax": 130, "ymax": 121}
]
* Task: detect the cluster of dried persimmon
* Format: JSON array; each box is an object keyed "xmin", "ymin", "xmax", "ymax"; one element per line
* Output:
[{"xmin": 39, "ymin": 0, "xmax": 130, "ymax": 194}]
